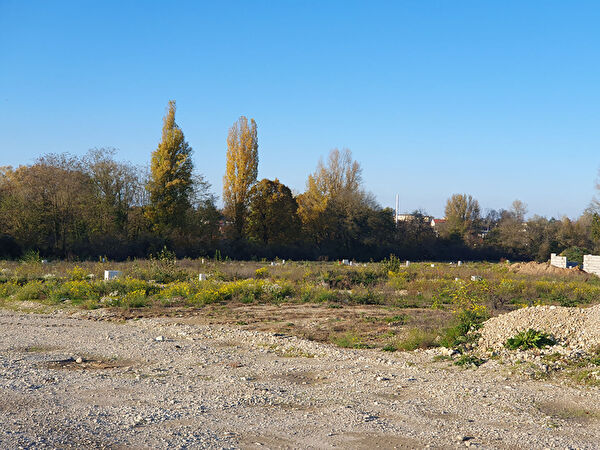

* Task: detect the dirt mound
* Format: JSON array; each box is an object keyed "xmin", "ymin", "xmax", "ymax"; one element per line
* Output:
[
  {"xmin": 478, "ymin": 305, "xmax": 600, "ymax": 354},
  {"xmin": 508, "ymin": 261, "xmax": 583, "ymax": 277}
]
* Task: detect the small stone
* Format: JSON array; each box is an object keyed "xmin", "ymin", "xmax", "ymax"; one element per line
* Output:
[
  {"xmin": 155, "ymin": 336, "xmax": 165, "ymax": 342},
  {"xmin": 75, "ymin": 357, "xmax": 83, "ymax": 364}
]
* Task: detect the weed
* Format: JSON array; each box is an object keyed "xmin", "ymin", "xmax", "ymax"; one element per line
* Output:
[
  {"xmin": 394, "ymin": 328, "xmax": 439, "ymax": 351},
  {"xmin": 255, "ymin": 267, "xmax": 269, "ymax": 279},
  {"xmin": 505, "ymin": 329, "xmax": 556, "ymax": 350},
  {"xmin": 454, "ymin": 355, "xmax": 485, "ymax": 367},
  {"xmin": 331, "ymin": 332, "xmax": 370, "ymax": 349}
]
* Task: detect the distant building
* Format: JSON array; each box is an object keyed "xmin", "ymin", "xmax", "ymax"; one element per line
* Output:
[
  {"xmin": 430, "ymin": 218, "xmax": 446, "ymax": 236},
  {"xmin": 430, "ymin": 218, "xmax": 446, "ymax": 228},
  {"xmin": 395, "ymin": 213, "xmax": 432, "ymax": 223}
]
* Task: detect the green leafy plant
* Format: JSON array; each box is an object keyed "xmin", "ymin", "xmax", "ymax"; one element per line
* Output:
[
  {"xmin": 505, "ymin": 329, "xmax": 556, "ymax": 350},
  {"xmin": 381, "ymin": 254, "xmax": 403, "ymax": 272},
  {"xmin": 454, "ymin": 354, "xmax": 485, "ymax": 367},
  {"xmin": 20, "ymin": 249, "xmax": 41, "ymax": 264},
  {"xmin": 439, "ymin": 309, "xmax": 486, "ymax": 349}
]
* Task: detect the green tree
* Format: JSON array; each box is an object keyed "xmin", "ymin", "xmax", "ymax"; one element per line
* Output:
[
  {"xmin": 591, "ymin": 213, "xmax": 600, "ymax": 250},
  {"xmin": 245, "ymin": 178, "xmax": 300, "ymax": 246},
  {"xmin": 146, "ymin": 100, "xmax": 194, "ymax": 232},
  {"xmin": 223, "ymin": 116, "xmax": 259, "ymax": 239},
  {"xmin": 442, "ymin": 193, "xmax": 481, "ymax": 243}
]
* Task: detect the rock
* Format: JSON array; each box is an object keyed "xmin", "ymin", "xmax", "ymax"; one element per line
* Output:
[
  {"xmin": 155, "ymin": 336, "xmax": 165, "ymax": 342},
  {"xmin": 75, "ymin": 357, "xmax": 83, "ymax": 364}
]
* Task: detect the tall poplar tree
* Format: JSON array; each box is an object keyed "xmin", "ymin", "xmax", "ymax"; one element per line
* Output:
[
  {"xmin": 146, "ymin": 101, "xmax": 193, "ymax": 232},
  {"xmin": 223, "ymin": 116, "xmax": 258, "ymax": 239}
]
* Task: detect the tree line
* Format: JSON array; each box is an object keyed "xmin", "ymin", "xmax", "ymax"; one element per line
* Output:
[{"xmin": 1, "ymin": 100, "xmax": 599, "ymax": 262}]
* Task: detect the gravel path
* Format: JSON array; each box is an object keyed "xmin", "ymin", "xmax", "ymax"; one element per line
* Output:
[{"xmin": 0, "ymin": 310, "xmax": 599, "ymax": 449}]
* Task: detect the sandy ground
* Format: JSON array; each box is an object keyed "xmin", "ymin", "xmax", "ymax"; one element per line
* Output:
[{"xmin": 0, "ymin": 309, "xmax": 599, "ymax": 449}]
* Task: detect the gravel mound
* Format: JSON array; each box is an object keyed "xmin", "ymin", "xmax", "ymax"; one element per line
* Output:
[{"xmin": 478, "ymin": 305, "xmax": 600, "ymax": 354}]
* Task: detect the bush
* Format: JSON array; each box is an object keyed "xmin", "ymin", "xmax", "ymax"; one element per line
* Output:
[
  {"xmin": 0, "ymin": 281, "xmax": 18, "ymax": 298},
  {"xmin": 438, "ymin": 308, "xmax": 487, "ymax": 350},
  {"xmin": 15, "ymin": 281, "xmax": 47, "ymax": 301},
  {"xmin": 67, "ymin": 266, "xmax": 87, "ymax": 281},
  {"xmin": 122, "ymin": 289, "xmax": 149, "ymax": 308},
  {"xmin": 381, "ymin": 254, "xmax": 403, "ymax": 272},
  {"xmin": 505, "ymin": 329, "xmax": 556, "ymax": 350},
  {"xmin": 454, "ymin": 355, "xmax": 485, "ymax": 367},
  {"xmin": 255, "ymin": 267, "xmax": 269, "ymax": 279}
]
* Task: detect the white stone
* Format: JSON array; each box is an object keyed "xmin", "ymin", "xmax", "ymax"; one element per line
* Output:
[
  {"xmin": 198, "ymin": 273, "xmax": 207, "ymax": 281},
  {"xmin": 104, "ymin": 270, "xmax": 122, "ymax": 281}
]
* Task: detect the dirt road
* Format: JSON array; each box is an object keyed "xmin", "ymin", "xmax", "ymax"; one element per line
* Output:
[{"xmin": 0, "ymin": 310, "xmax": 598, "ymax": 449}]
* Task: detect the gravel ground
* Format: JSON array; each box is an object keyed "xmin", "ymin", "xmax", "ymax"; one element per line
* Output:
[{"xmin": 1, "ymin": 310, "xmax": 599, "ymax": 449}]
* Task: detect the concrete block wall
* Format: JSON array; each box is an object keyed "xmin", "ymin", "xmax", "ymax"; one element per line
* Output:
[
  {"xmin": 550, "ymin": 253, "xmax": 567, "ymax": 269},
  {"xmin": 583, "ymin": 254, "xmax": 600, "ymax": 276}
]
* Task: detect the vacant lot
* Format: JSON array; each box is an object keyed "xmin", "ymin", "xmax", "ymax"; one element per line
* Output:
[
  {"xmin": 1, "ymin": 259, "xmax": 599, "ymax": 447},
  {"xmin": 1, "ymin": 309, "xmax": 600, "ymax": 449},
  {"xmin": 1, "ymin": 258, "xmax": 598, "ymax": 349}
]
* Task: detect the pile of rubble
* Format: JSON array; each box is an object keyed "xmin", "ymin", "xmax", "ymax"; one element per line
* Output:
[{"xmin": 477, "ymin": 305, "xmax": 600, "ymax": 357}]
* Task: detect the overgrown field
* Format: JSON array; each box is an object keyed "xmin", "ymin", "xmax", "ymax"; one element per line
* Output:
[{"xmin": 1, "ymin": 255, "xmax": 599, "ymax": 352}]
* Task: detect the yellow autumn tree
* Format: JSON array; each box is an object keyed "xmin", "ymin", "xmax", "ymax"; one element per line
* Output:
[
  {"xmin": 297, "ymin": 148, "xmax": 369, "ymax": 246},
  {"xmin": 223, "ymin": 116, "xmax": 258, "ymax": 238},
  {"xmin": 146, "ymin": 100, "xmax": 193, "ymax": 232}
]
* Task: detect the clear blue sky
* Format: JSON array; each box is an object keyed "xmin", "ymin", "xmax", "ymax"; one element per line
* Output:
[{"xmin": 1, "ymin": 1, "xmax": 599, "ymax": 218}]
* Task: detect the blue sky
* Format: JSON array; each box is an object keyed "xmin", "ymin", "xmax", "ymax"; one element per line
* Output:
[{"xmin": 1, "ymin": 1, "xmax": 599, "ymax": 218}]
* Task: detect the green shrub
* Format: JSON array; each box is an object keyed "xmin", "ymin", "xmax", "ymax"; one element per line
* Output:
[
  {"xmin": 505, "ymin": 329, "xmax": 556, "ymax": 350},
  {"xmin": 255, "ymin": 267, "xmax": 269, "ymax": 279},
  {"xmin": 381, "ymin": 254, "xmax": 403, "ymax": 272},
  {"xmin": 15, "ymin": 281, "xmax": 47, "ymax": 301},
  {"xmin": 351, "ymin": 289, "xmax": 382, "ymax": 305},
  {"xmin": 20, "ymin": 249, "xmax": 41, "ymax": 264},
  {"xmin": 0, "ymin": 281, "xmax": 18, "ymax": 298},
  {"xmin": 67, "ymin": 266, "xmax": 87, "ymax": 281},
  {"xmin": 439, "ymin": 309, "xmax": 486, "ymax": 349},
  {"xmin": 454, "ymin": 355, "xmax": 485, "ymax": 367},
  {"xmin": 122, "ymin": 289, "xmax": 149, "ymax": 308}
]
